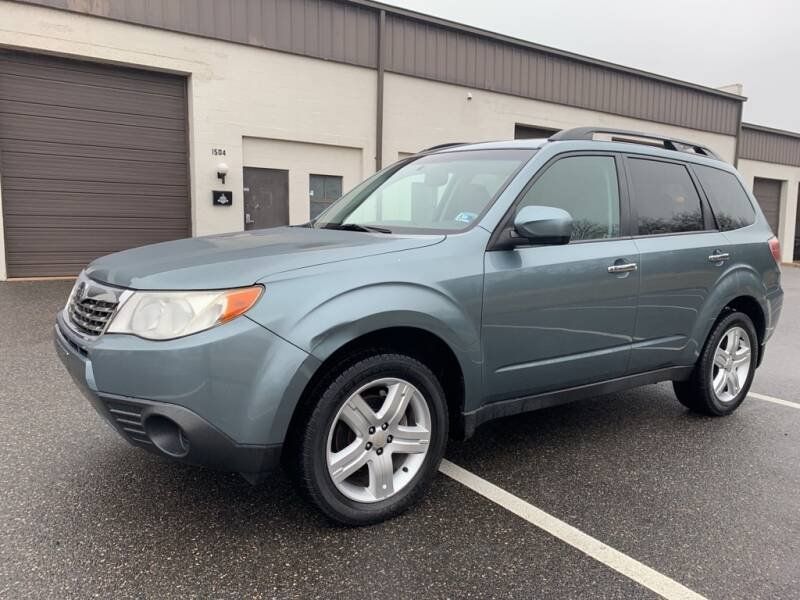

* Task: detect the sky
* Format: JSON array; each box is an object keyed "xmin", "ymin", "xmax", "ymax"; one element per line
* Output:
[{"xmin": 382, "ymin": 0, "xmax": 800, "ymax": 132}]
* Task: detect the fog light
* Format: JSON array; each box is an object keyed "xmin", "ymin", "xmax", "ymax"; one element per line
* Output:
[{"xmin": 144, "ymin": 415, "xmax": 190, "ymax": 458}]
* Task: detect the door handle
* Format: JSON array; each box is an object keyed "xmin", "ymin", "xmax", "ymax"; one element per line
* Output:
[
  {"xmin": 607, "ymin": 263, "xmax": 638, "ymax": 274},
  {"xmin": 708, "ymin": 252, "xmax": 730, "ymax": 262}
]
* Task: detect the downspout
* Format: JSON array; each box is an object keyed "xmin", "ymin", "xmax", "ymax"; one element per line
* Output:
[
  {"xmin": 733, "ymin": 100, "xmax": 744, "ymax": 168},
  {"xmin": 375, "ymin": 9, "xmax": 386, "ymax": 172}
]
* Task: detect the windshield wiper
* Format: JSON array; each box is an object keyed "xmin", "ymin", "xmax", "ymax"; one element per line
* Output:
[{"xmin": 326, "ymin": 223, "xmax": 393, "ymax": 234}]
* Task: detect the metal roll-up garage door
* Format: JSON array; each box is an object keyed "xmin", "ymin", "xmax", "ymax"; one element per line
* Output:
[
  {"xmin": 0, "ymin": 50, "xmax": 189, "ymax": 278},
  {"xmin": 752, "ymin": 177, "xmax": 782, "ymax": 235}
]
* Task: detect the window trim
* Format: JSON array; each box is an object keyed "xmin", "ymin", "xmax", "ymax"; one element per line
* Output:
[
  {"xmin": 622, "ymin": 154, "xmax": 716, "ymax": 239},
  {"xmin": 487, "ymin": 151, "xmax": 631, "ymax": 251}
]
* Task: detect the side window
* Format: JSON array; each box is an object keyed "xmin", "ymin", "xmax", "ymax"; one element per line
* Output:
[
  {"xmin": 518, "ymin": 155, "xmax": 620, "ymax": 241},
  {"xmin": 628, "ymin": 158, "xmax": 705, "ymax": 235},
  {"xmin": 693, "ymin": 165, "xmax": 756, "ymax": 231}
]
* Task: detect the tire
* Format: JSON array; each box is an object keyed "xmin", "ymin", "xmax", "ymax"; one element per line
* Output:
[
  {"xmin": 673, "ymin": 311, "xmax": 758, "ymax": 416},
  {"xmin": 295, "ymin": 353, "xmax": 449, "ymax": 526}
]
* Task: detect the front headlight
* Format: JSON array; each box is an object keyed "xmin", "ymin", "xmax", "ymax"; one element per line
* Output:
[{"xmin": 107, "ymin": 286, "xmax": 263, "ymax": 340}]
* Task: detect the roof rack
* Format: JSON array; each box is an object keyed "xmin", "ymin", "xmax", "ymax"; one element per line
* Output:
[
  {"xmin": 549, "ymin": 127, "xmax": 720, "ymax": 160},
  {"xmin": 422, "ymin": 142, "xmax": 469, "ymax": 152}
]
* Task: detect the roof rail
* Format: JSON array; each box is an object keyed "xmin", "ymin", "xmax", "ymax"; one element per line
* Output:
[
  {"xmin": 422, "ymin": 142, "xmax": 469, "ymax": 152},
  {"xmin": 549, "ymin": 127, "xmax": 721, "ymax": 160}
]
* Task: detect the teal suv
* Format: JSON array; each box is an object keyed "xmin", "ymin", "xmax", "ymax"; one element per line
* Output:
[{"xmin": 55, "ymin": 128, "xmax": 783, "ymax": 525}]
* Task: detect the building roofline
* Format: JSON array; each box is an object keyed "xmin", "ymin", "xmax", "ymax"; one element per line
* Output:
[
  {"xmin": 349, "ymin": 0, "xmax": 747, "ymax": 102},
  {"xmin": 9, "ymin": 0, "xmax": 748, "ymax": 106},
  {"xmin": 742, "ymin": 122, "xmax": 800, "ymax": 140}
]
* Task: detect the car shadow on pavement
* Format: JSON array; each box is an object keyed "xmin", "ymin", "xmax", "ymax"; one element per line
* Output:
[
  {"xmin": 76, "ymin": 445, "xmax": 331, "ymax": 528},
  {"xmin": 34, "ymin": 381, "xmax": 770, "ymax": 546},
  {"xmin": 52, "ymin": 384, "xmax": 698, "ymax": 539}
]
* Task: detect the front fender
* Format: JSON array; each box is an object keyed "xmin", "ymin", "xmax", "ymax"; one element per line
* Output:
[
  {"xmin": 293, "ymin": 281, "xmax": 480, "ymax": 397},
  {"xmin": 259, "ymin": 284, "xmax": 483, "ymax": 444},
  {"xmin": 247, "ymin": 235, "xmax": 489, "ymax": 442},
  {"xmin": 303, "ymin": 282, "xmax": 479, "ymax": 359}
]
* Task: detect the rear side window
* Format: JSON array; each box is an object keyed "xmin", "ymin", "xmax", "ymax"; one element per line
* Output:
[
  {"xmin": 518, "ymin": 155, "xmax": 620, "ymax": 241},
  {"xmin": 628, "ymin": 158, "xmax": 704, "ymax": 236},
  {"xmin": 693, "ymin": 165, "xmax": 756, "ymax": 231}
]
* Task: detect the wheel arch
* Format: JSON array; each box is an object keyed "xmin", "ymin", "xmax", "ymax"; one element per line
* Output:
[
  {"xmin": 691, "ymin": 267, "xmax": 768, "ymax": 366},
  {"xmin": 722, "ymin": 296, "xmax": 766, "ymax": 346},
  {"xmin": 281, "ymin": 325, "xmax": 474, "ymax": 466}
]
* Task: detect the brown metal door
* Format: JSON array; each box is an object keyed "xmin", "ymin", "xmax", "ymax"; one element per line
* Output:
[
  {"xmin": 243, "ymin": 168, "xmax": 290, "ymax": 230},
  {"xmin": 752, "ymin": 177, "xmax": 782, "ymax": 234},
  {"xmin": 0, "ymin": 50, "xmax": 190, "ymax": 277}
]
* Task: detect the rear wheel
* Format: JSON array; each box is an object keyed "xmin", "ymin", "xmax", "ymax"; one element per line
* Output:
[
  {"xmin": 673, "ymin": 311, "xmax": 758, "ymax": 416},
  {"xmin": 296, "ymin": 353, "xmax": 448, "ymax": 525}
]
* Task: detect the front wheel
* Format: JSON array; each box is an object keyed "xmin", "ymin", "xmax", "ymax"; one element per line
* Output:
[
  {"xmin": 296, "ymin": 353, "xmax": 449, "ymax": 526},
  {"xmin": 673, "ymin": 311, "xmax": 758, "ymax": 416}
]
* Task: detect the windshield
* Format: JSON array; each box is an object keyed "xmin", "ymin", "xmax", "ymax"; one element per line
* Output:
[{"xmin": 313, "ymin": 149, "xmax": 535, "ymax": 233}]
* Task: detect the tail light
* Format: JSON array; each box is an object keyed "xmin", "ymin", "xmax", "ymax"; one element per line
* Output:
[{"xmin": 768, "ymin": 236, "xmax": 781, "ymax": 264}]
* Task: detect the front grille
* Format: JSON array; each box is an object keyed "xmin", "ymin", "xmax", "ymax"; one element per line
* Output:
[
  {"xmin": 104, "ymin": 399, "xmax": 152, "ymax": 446},
  {"xmin": 66, "ymin": 274, "xmax": 124, "ymax": 337},
  {"xmin": 68, "ymin": 296, "xmax": 118, "ymax": 336}
]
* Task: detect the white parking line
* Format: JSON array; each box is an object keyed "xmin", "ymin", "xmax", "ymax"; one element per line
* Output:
[
  {"xmin": 749, "ymin": 391, "xmax": 800, "ymax": 409},
  {"xmin": 439, "ymin": 459, "xmax": 706, "ymax": 600},
  {"xmin": 439, "ymin": 390, "xmax": 799, "ymax": 597}
]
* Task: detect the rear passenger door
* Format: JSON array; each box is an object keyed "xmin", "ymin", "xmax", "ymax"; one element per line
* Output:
[{"xmin": 625, "ymin": 156, "xmax": 730, "ymax": 373}]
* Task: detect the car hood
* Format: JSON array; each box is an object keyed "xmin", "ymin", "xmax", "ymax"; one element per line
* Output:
[{"xmin": 86, "ymin": 227, "xmax": 445, "ymax": 290}]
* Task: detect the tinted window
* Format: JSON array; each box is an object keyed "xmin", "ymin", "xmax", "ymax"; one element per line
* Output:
[
  {"xmin": 518, "ymin": 155, "xmax": 620, "ymax": 241},
  {"xmin": 628, "ymin": 158, "xmax": 704, "ymax": 235},
  {"xmin": 694, "ymin": 165, "xmax": 756, "ymax": 231}
]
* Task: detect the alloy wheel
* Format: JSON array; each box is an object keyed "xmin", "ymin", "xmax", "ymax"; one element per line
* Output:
[
  {"xmin": 326, "ymin": 378, "xmax": 431, "ymax": 503},
  {"xmin": 711, "ymin": 326, "xmax": 752, "ymax": 403}
]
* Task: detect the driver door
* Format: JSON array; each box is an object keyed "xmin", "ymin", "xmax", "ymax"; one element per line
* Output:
[{"xmin": 482, "ymin": 153, "xmax": 640, "ymax": 403}]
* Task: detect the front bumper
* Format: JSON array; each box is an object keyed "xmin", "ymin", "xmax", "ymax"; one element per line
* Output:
[{"xmin": 54, "ymin": 311, "xmax": 313, "ymax": 478}]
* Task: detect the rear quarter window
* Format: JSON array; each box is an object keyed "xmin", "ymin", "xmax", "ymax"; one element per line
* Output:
[{"xmin": 693, "ymin": 165, "xmax": 756, "ymax": 231}]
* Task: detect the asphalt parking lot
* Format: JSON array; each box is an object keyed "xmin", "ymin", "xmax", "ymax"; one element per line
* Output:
[{"xmin": 2, "ymin": 270, "xmax": 799, "ymax": 600}]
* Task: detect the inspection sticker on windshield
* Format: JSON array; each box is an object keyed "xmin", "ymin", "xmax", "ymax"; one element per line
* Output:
[{"xmin": 454, "ymin": 212, "xmax": 478, "ymax": 223}]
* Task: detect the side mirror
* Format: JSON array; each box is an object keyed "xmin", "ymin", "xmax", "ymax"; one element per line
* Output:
[{"xmin": 512, "ymin": 205, "xmax": 572, "ymax": 245}]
